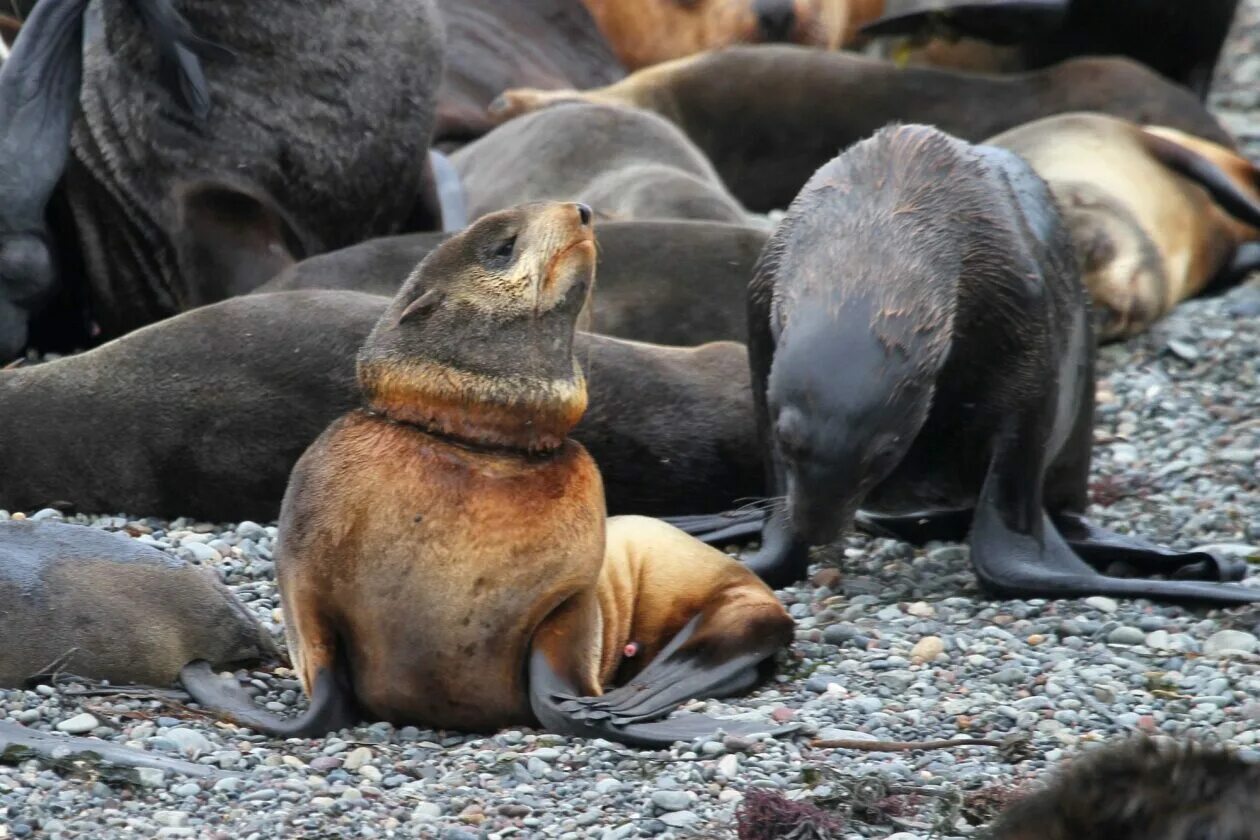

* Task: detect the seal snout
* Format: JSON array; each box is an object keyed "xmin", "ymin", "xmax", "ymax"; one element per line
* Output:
[{"xmin": 754, "ymin": 0, "xmax": 796, "ymax": 41}]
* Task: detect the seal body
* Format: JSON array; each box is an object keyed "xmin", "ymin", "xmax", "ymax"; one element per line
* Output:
[
  {"xmin": 260, "ymin": 220, "xmax": 767, "ymax": 345},
  {"xmin": 65, "ymin": 0, "xmax": 444, "ymax": 338},
  {"xmin": 0, "ymin": 291, "xmax": 760, "ymax": 521},
  {"xmin": 674, "ymin": 124, "xmax": 1258, "ymax": 604},
  {"xmin": 278, "ymin": 411, "xmax": 605, "ymax": 729},
  {"xmin": 0, "ymin": 520, "xmax": 275, "ymax": 687},
  {"xmin": 453, "ymin": 103, "xmax": 748, "ymax": 225},
  {"xmin": 987, "ymin": 113, "xmax": 1260, "ymax": 339},
  {"xmin": 493, "ymin": 47, "xmax": 1234, "ymax": 212},
  {"xmin": 181, "ymin": 202, "xmax": 791, "ymax": 744}
]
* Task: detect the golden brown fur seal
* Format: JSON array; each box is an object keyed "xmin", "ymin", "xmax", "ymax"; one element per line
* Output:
[
  {"xmin": 180, "ymin": 202, "xmax": 793, "ymax": 746},
  {"xmin": 986, "ymin": 113, "xmax": 1260, "ymax": 340},
  {"xmin": 581, "ymin": 0, "xmax": 884, "ymax": 69}
]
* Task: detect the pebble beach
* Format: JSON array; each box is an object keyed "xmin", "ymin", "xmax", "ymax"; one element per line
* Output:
[{"xmin": 3, "ymin": 9, "xmax": 1260, "ymax": 840}]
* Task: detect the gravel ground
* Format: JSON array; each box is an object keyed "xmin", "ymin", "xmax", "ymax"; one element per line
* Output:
[{"xmin": 4, "ymin": 12, "xmax": 1260, "ymax": 840}]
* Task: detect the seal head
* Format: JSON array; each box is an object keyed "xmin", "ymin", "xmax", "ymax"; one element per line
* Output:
[{"xmin": 357, "ymin": 202, "xmax": 595, "ymax": 453}]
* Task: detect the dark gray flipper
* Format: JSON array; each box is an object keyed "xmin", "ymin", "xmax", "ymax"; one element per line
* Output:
[
  {"xmin": 970, "ymin": 412, "xmax": 1260, "ymax": 604},
  {"xmin": 179, "ymin": 661, "xmax": 358, "ymax": 738},
  {"xmin": 661, "ymin": 509, "xmax": 766, "ymax": 543},
  {"xmin": 1138, "ymin": 131, "xmax": 1260, "ymax": 230},
  {"xmin": 1052, "ymin": 512, "xmax": 1248, "ymax": 582},
  {"xmin": 529, "ymin": 618, "xmax": 795, "ymax": 749},
  {"xmin": 859, "ymin": 0, "xmax": 1069, "ymax": 43}
]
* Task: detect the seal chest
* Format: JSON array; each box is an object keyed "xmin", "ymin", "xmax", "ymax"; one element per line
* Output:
[{"xmin": 278, "ymin": 412, "xmax": 604, "ymax": 730}]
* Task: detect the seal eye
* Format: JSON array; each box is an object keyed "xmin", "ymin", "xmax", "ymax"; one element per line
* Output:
[{"xmin": 484, "ymin": 235, "xmax": 518, "ymax": 270}]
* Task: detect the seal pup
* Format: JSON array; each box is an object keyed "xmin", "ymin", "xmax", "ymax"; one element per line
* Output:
[
  {"xmin": 0, "ymin": 288, "xmax": 759, "ymax": 523},
  {"xmin": 986, "ymin": 113, "xmax": 1260, "ymax": 340},
  {"xmin": 0, "ymin": 519, "xmax": 275, "ymax": 688},
  {"xmin": 179, "ymin": 202, "xmax": 792, "ymax": 745},
  {"xmin": 989, "ymin": 738, "xmax": 1260, "ymax": 840},
  {"xmin": 259, "ymin": 220, "xmax": 766, "ymax": 346},
  {"xmin": 491, "ymin": 47, "xmax": 1234, "ymax": 212},
  {"xmin": 669, "ymin": 125, "xmax": 1258, "ymax": 604},
  {"xmin": 452, "ymin": 103, "xmax": 748, "ymax": 225},
  {"xmin": 862, "ymin": 0, "xmax": 1240, "ymax": 100}
]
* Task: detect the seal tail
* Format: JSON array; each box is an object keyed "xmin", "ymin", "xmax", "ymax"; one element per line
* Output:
[{"xmin": 179, "ymin": 655, "xmax": 358, "ymax": 738}]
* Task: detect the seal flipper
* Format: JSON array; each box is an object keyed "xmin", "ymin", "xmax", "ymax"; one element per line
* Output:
[
  {"xmin": 859, "ymin": 0, "xmax": 1069, "ymax": 44},
  {"xmin": 661, "ymin": 509, "xmax": 766, "ymax": 543},
  {"xmin": 970, "ymin": 412, "xmax": 1260, "ymax": 604},
  {"xmin": 529, "ymin": 600, "xmax": 794, "ymax": 748},
  {"xmin": 179, "ymin": 660, "xmax": 358, "ymax": 738},
  {"xmin": 1052, "ymin": 512, "xmax": 1248, "ymax": 582}
]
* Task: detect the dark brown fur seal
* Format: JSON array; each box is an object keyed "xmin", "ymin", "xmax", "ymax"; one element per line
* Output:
[
  {"xmin": 863, "ymin": 0, "xmax": 1240, "ymax": 101},
  {"xmin": 0, "ymin": 0, "xmax": 445, "ymax": 362},
  {"xmin": 492, "ymin": 47, "xmax": 1235, "ymax": 212},
  {"xmin": 986, "ymin": 113, "xmax": 1260, "ymax": 340},
  {"xmin": 671, "ymin": 124, "xmax": 1259, "ymax": 604},
  {"xmin": 452, "ymin": 103, "xmax": 748, "ymax": 225},
  {"xmin": 0, "ymin": 291, "xmax": 760, "ymax": 522},
  {"xmin": 260, "ymin": 220, "xmax": 766, "ymax": 345},
  {"xmin": 179, "ymin": 202, "xmax": 792, "ymax": 746},
  {"xmin": 990, "ymin": 738, "xmax": 1260, "ymax": 840},
  {"xmin": 0, "ymin": 519, "xmax": 275, "ymax": 687}
]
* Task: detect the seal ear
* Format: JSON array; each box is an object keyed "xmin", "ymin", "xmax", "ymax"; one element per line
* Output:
[
  {"xmin": 172, "ymin": 180, "xmax": 320, "ymax": 302},
  {"xmin": 396, "ymin": 288, "xmax": 445, "ymax": 326}
]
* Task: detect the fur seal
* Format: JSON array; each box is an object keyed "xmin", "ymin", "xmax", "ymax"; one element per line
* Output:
[
  {"xmin": 990, "ymin": 738, "xmax": 1260, "ymax": 840},
  {"xmin": 0, "ymin": 0, "xmax": 213, "ymax": 360},
  {"xmin": 178, "ymin": 202, "xmax": 792, "ymax": 745},
  {"xmin": 986, "ymin": 113, "xmax": 1260, "ymax": 340},
  {"xmin": 0, "ymin": 0, "xmax": 445, "ymax": 361},
  {"xmin": 670, "ymin": 124, "xmax": 1259, "ymax": 604},
  {"xmin": 862, "ymin": 0, "xmax": 1240, "ymax": 101},
  {"xmin": 434, "ymin": 0, "xmax": 624, "ymax": 144},
  {"xmin": 0, "ymin": 291, "xmax": 760, "ymax": 522},
  {"xmin": 259, "ymin": 220, "xmax": 766, "ymax": 345},
  {"xmin": 491, "ymin": 47, "xmax": 1235, "ymax": 212},
  {"xmin": 579, "ymin": 0, "xmax": 883, "ymax": 69},
  {"xmin": 0, "ymin": 519, "xmax": 275, "ymax": 687},
  {"xmin": 452, "ymin": 103, "xmax": 748, "ymax": 225}
]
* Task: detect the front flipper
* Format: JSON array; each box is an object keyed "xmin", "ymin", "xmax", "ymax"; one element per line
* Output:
[
  {"xmin": 1053, "ymin": 512, "xmax": 1248, "ymax": 582},
  {"xmin": 179, "ymin": 661, "xmax": 359, "ymax": 738},
  {"xmin": 970, "ymin": 411, "xmax": 1260, "ymax": 604},
  {"xmin": 661, "ymin": 509, "xmax": 767, "ymax": 544}
]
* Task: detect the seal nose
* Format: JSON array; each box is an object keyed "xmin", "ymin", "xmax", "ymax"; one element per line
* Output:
[
  {"xmin": 754, "ymin": 0, "xmax": 796, "ymax": 40},
  {"xmin": 575, "ymin": 203, "xmax": 592, "ymax": 227}
]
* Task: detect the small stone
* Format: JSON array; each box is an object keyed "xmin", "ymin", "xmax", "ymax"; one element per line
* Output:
[
  {"xmin": 1108, "ymin": 627, "xmax": 1146, "ymax": 646},
  {"xmin": 906, "ymin": 601, "xmax": 935, "ymax": 618},
  {"xmin": 213, "ymin": 777, "xmax": 242, "ymax": 794},
  {"xmin": 164, "ymin": 728, "xmax": 213, "ymax": 758},
  {"xmin": 55, "ymin": 713, "xmax": 99, "ymax": 735},
  {"xmin": 658, "ymin": 811, "xmax": 699, "ymax": 828},
  {"xmin": 531, "ymin": 747, "xmax": 561, "ymax": 762},
  {"xmin": 1146, "ymin": 630, "xmax": 1172, "ymax": 649},
  {"xmin": 171, "ymin": 783, "xmax": 200, "ymax": 798},
  {"xmin": 1084, "ymin": 596, "xmax": 1118, "ymax": 614},
  {"xmin": 716, "ymin": 754, "xmax": 740, "ymax": 778},
  {"xmin": 1204, "ymin": 630, "xmax": 1258, "ymax": 657},
  {"xmin": 993, "ymin": 668, "xmax": 1026, "ymax": 685},
  {"xmin": 154, "ymin": 812, "xmax": 189, "ymax": 828},
  {"xmin": 911, "ymin": 636, "xmax": 945, "ymax": 663},
  {"xmin": 651, "ymin": 790, "xmax": 694, "ymax": 812},
  {"xmin": 413, "ymin": 803, "xmax": 442, "ymax": 822},
  {"xmin": 136, "ymin": 768, "xmax": 166, "ymax": 787},
  {"xmin": 342, "ymin": 746, "xmax": 373, "ymax": 771},
  {"xmin": 771, "ymin": 706, "xmax": 796, "ymax": 722}
]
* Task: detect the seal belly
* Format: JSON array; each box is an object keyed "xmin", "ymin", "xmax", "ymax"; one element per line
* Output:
[{"xmin": 277, "ymin": 411, "xmax": 606, "ymax": 732}]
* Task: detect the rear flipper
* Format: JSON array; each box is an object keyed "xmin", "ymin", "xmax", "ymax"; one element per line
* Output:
[
  {"xmin": 1052, "ymin": 512, "xmax": 1248, "ymax": 582},
  {"xmin": 859, "ymin": 0, "xmax": 1068, "ymax": 44},
  {"xmin": 529, "ymin": 564, "xmax": 796, "ymax": 747},
  {"xmin": 179, "ymin": 660, "xmax": 358, "ymax": 738},
  {"xmin": 970, "ymin": 408, "xmax": 1260, "ymax": 604}
]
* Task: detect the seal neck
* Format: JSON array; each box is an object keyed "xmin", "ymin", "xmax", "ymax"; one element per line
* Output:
[{"xmin": 357, "ymin": 358, "xmax": 588, "ymax": 454}]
